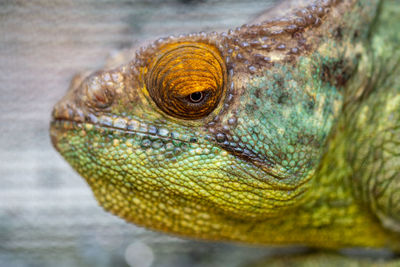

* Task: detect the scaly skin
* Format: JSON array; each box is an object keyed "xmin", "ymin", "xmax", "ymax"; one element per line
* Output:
[{"xmin": 50, "ymin": 0, "xmax": 400, "ymax": 253}]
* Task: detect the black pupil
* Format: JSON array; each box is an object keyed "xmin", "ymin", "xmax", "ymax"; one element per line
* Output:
[{"xmin": 189, "ymin": 91, "xmax": 203, "ymax": 103}]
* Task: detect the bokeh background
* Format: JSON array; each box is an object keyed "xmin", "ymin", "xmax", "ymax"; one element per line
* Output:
[{"xmin": 0, "ymin": 1, "xmax": 301, "ymax": 266}]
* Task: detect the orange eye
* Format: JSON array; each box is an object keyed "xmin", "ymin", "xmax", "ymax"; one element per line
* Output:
[{"xmin": 146, "ymin": 42, "xmax": 226, "ymax": 120}]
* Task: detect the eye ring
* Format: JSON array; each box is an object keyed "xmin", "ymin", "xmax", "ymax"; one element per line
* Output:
[{"xmin": 146, "ymin": 42, "xmax": 226, "ymax": 120}]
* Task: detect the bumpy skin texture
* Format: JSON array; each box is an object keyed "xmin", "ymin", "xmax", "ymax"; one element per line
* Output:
[{"xmin": 50, "ymin": 0, "xmax": 400, "ymax": 252}]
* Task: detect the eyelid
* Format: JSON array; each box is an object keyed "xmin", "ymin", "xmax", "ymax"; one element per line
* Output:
[{"xmin": 146, "ymin": 42, "xmax": 226, "ymax": 120}]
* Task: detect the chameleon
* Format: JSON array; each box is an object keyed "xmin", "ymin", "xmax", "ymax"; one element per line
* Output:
[{"xmin": 50, "ymin": 0, "xmax": 400, "ymax": 255}]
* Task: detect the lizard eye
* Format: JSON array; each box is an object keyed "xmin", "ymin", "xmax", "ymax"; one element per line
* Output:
[{"xmin": 146, "ymin": 42, "xmax": 226, "ymax": 120}]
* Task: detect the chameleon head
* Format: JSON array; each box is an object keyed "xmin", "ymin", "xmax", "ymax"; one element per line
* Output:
[{"xmin": 50, "ymin": 19, "xmax": 344, "ymax": 241}]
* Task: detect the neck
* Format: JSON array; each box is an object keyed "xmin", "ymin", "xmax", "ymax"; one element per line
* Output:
[{"xmin": 297, "ymin": 0, "xmax": 400, "ymax": 250}]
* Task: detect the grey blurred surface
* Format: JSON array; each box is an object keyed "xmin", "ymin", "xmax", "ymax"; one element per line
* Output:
[{"xmin": 0, "ymin": 1, "xmax": 289, "ymax": 266}]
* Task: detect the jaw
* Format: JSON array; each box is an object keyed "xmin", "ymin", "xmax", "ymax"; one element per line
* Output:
[
  {"xmin": 48, "ymin": 120, "xmax": 397, "ymax": 249},
  {"xmin": 50, "ymin": 112, "xmax": 312, "ymax": 222}
]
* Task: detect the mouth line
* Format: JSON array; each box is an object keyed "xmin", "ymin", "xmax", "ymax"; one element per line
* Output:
[{"xmin": 50, "ymin": 118, "xmax": 202, "ymax": 145}]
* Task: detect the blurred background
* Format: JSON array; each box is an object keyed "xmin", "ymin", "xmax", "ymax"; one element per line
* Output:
[{"xmin": 0, "ymin": 1, "xmax": 300, "ymax": 266}]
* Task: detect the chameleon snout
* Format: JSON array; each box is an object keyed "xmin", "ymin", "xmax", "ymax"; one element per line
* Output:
[
  {"xmin": 50, "ymin": 70, "xmax": 120, "ymax": 150},
  {"xmin": 51, "ymin": 69, "xmax": 128, "ymax": 123}
]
